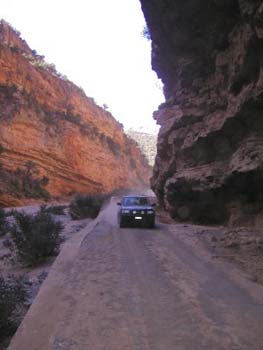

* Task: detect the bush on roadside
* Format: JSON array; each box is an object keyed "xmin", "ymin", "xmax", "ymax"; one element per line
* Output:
[
  {"xmin": 69, "ymin": 194, "xmax": 106, "ymax": 220},
  {"xmin": 0, "ymin": 208, "xmax": 9, "ymax": 236},
  {"xmin": 0, "ymin": 274, "xmax": 27, "ymax": 337},
  {"xmin": 4, "ymin": 208, "xmax": 18, "ymax": 217},
  {"xmin": 10, "ymin": 208, "xmax": 64, "ymax": 266},
  {"xmin": 40, "ymin": 205, "xmax": 66, "ymax": 216}
]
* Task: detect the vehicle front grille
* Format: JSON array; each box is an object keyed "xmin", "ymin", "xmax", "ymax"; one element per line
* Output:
[{"xmin": 132, "ymin": 210, "xmax": 145, "ymax": 215}]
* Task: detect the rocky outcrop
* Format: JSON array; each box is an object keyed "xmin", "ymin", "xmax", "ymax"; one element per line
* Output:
[
  {"xmin": 126, "ymin": 129, "xmax": 157, "ymax": 166},
  {"xmin": 0, "ymin": 20, "xmax": 150, "ymax": 206},
  {"xmin": 140, "ymin": 0, "xmax": 263, "ymax": 226}
]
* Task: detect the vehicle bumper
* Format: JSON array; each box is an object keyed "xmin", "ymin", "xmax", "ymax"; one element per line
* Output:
[{"xmin": 120, "ymin": 214, "xmax": 155, "ymax": 227}]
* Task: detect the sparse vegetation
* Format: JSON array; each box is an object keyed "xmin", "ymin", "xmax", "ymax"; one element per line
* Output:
[
  {"xmin": 0, "ymin": 84, "xmax": 21, "ymax": 121},
  {"xmin": 22, "ymin": 52, "xmax": 60, "ymax": 77},
  {"xmin": 10, "ymin": 208, "xmax": 63, "ymax": 266},
  {"xmin": 106, "ymin": 137, "xmax": 121, "ymax": 156},
  {"xmin": 142, "ymin": 25, "xmax": 151, "ymax": 40},
  {"xmin": 0, "ymin": 208, "xmax": 9, "ymax": 236},
  {"xmin": 102, "ymin": 103, "xmax": 109, "ymax": 111},
  {"xmin": 19, "ymin": 48, "xmax": 71, "ymax": 83},
  {"xmin": 0, "ymin": 274, "xmax": 27, "ymax": 338},
  {"xmin": 0, "ymin": 84, "xmax": 17, "ymax": 100},
  {"xmin": 32, "ymin": 60, "xmax": 56, "ymax": 72},
  {"xmin": 40, "ymin": 205, "xmax": 66, "ymax": 216},
  {"xmin": 69, "ymin": 194, "xmax": 106, "ymax": 220},
  {"xmin": 63, "ymin": 112, "xmax": 81, "ymax": 125},
  {"xmin": 0, "ymin": 145, "xmax": 50, "ymax": 201},
  {"xmin": 42, "ymin": 108, "xmax": 106, "ymax": 140},
  {"xmin": 0, "ymin": 161, "xmax": 50, "ymax": 200},
  {"xmin": 57, "ymin": 73, "xmax": 69, "ymax": 81},
  {"xmin": 0, "ymin": 19, "xmax": 21, "ymax": 38}
]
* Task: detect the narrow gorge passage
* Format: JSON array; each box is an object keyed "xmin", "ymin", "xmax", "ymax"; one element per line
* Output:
[{"xmin": 9, "ymin": 199, "xmax": 263, "ymax": 350}]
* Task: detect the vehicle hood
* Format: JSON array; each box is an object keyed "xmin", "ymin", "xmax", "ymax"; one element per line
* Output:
[{"xmin": 121, "ymin": 206, "xmax": 154, "ymax": 210}]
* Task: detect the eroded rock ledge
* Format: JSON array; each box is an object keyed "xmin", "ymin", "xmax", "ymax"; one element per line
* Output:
[
  {"xmin": 140, "ymin": 0, "xmax": 263, "ymax": 226},
  {"xmin": 0, "ymin": 21, "xmax": 151, "ymax": 206}
]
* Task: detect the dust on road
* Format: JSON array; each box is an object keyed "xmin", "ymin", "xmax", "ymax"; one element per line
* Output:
[{"xmin": 9, "ymin": 199, "xmax": 263, "ymax": 350}]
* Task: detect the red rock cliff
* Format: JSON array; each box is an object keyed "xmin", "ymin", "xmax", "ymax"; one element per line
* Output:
[
  {"xmin": 140, "ymin": 1, "xmax": 263, "ymax": 226},
  {"xmin": 0, "ymin": 20, "xmax": 151, "ymax": 206}
]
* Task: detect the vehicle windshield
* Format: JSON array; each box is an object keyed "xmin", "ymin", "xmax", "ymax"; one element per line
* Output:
[{"xmin": 122, "ymin": 197, "xmax": 149, "ymax": 206}]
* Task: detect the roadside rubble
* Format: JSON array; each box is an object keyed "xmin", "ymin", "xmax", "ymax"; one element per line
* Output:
[
  {"xmin": 0, "ymin": 204, "xmax": 91, "ymax": 349},
  {"xmin": 222, "ymin": 228, "xmax": 263, "ymax": 249},
  {"xmin": 218, "ymin": 227, "xmax": 263, "ymax": 284},
  {"xmin": 158, "ymin": 211, "xmax": 263, "ymax": 286}
]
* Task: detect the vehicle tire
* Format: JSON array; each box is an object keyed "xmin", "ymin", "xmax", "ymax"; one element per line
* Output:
[
  {"xmin": 119, "ymin": 219, "xmax": 126, "ymax": 228},
  {"xmin": 148, "ymin": 221, "xmax": 155, "ymax": 229}
]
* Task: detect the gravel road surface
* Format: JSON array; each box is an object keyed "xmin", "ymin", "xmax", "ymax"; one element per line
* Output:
[{"xmin": 9, "ymin": 199, "xmax": 263, "ymax": 350}]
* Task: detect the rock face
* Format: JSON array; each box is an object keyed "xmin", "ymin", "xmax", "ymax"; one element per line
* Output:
[
  {"xmin": 0, "ymin": 21, "xmax": 150, "ymax": 206},
  {"xmin": 126, "ymin": 129, "xmax": 157, "ymax": 166},
  {"xmin": 140, "ymin": 0, "xmax": 263, "ymax": 226}
]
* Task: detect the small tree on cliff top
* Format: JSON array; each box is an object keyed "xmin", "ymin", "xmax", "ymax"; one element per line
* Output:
[{"xmin": 142, "ymin": 25, "xmax": 151, "ymax": 40}]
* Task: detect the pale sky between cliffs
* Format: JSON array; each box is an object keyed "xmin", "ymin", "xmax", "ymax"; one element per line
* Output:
[{"xmin": 1, "ymin": 0, "xmax": 164, "ymax": 134}]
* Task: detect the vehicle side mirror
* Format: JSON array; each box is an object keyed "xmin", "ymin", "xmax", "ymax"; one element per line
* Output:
[{"xmin": 117, "ymin": 202, "xmax": 121, "ymax": 206}]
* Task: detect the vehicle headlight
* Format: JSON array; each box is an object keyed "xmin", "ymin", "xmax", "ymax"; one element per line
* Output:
[
  {"xmin": 122, "ymin": 209, "xmax": 130, "ymax": 214},
  {"xmin": 147, "ymin": 210, "xmax": 154, "ymax": 214}
]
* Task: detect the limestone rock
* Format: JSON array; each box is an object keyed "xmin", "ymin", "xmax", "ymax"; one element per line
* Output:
[{"xmin": 140, "ymin": 0, "xmax": 263, "ymax": 225}]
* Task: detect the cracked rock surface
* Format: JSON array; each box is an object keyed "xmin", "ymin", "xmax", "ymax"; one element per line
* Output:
[{"xmin": 140, "ymin": 0, "xmax": 263, "ymax": 225}]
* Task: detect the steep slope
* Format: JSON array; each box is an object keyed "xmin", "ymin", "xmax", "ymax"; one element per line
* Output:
[
  {"xmin": 140, "ymin": 0, "xmax": 263, "ymax": 226},
  {"xmin": 0, "ymin": 20, "xmax": 150, "ymax": 206},
  {"xmin": 126, "ymin": 129, "xmax": 157, "ymax": 166}
]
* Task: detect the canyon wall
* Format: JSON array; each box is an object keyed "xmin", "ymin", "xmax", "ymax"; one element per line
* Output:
[
  {"xmin": 140, "ymin": 0, "xmax": 263, "ymax": 226},
  {"xmin": 0, "ymin": 20, "xmax": 150, "ymax": 206}
]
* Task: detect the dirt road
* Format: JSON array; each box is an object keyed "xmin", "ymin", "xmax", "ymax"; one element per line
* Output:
[{"xmin": 9, "ymin": 199, "xmax": 263, "ymax": 349}]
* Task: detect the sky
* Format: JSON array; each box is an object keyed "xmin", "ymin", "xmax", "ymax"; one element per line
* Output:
[{"xmin": 1, "ymin": 0, "xmax": 164, "ymax": 134}]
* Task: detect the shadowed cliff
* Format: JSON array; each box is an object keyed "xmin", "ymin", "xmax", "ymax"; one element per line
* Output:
[{"xmin": 140, "ymin": 0, "xmax": 263, "ymax": 226}]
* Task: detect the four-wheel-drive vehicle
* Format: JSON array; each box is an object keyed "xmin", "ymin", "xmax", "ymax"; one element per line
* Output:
[{"xmin": 117, "ymin": 195, "xmax": 155, "ymax": 228}]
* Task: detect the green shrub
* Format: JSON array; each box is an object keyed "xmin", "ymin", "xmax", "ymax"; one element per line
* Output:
[
  {"xmin": 10, "ymin": 208, "xmax": 63, "ymax": 266},
  {"xmin": 69, "ymin": 194, "xmax": 106, "ymax": 220},
  {"xmin": 0, "ymin": 274, "xmax": 27, "ymax": 337},
  {"xmin": 4, "ymin": 209, "xmax": 18, "ymax": 218},
  {"xmin": 142, "ymin": 25, "xmax": 151, "ymax": 40},
  {"xmin": 31, "ymin": 59, "xmax": 57, "ymax": 73},
  {"xmin": 0, "ymin": 84, "xmax": 18, "ymax": 102},
  {"xmin": 40, "ymin": 205, "xmax": 66, "ymax": 216},
  {"xmin": 0, "ymin": 208, "xmax": 9, "ymax": 236}
]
